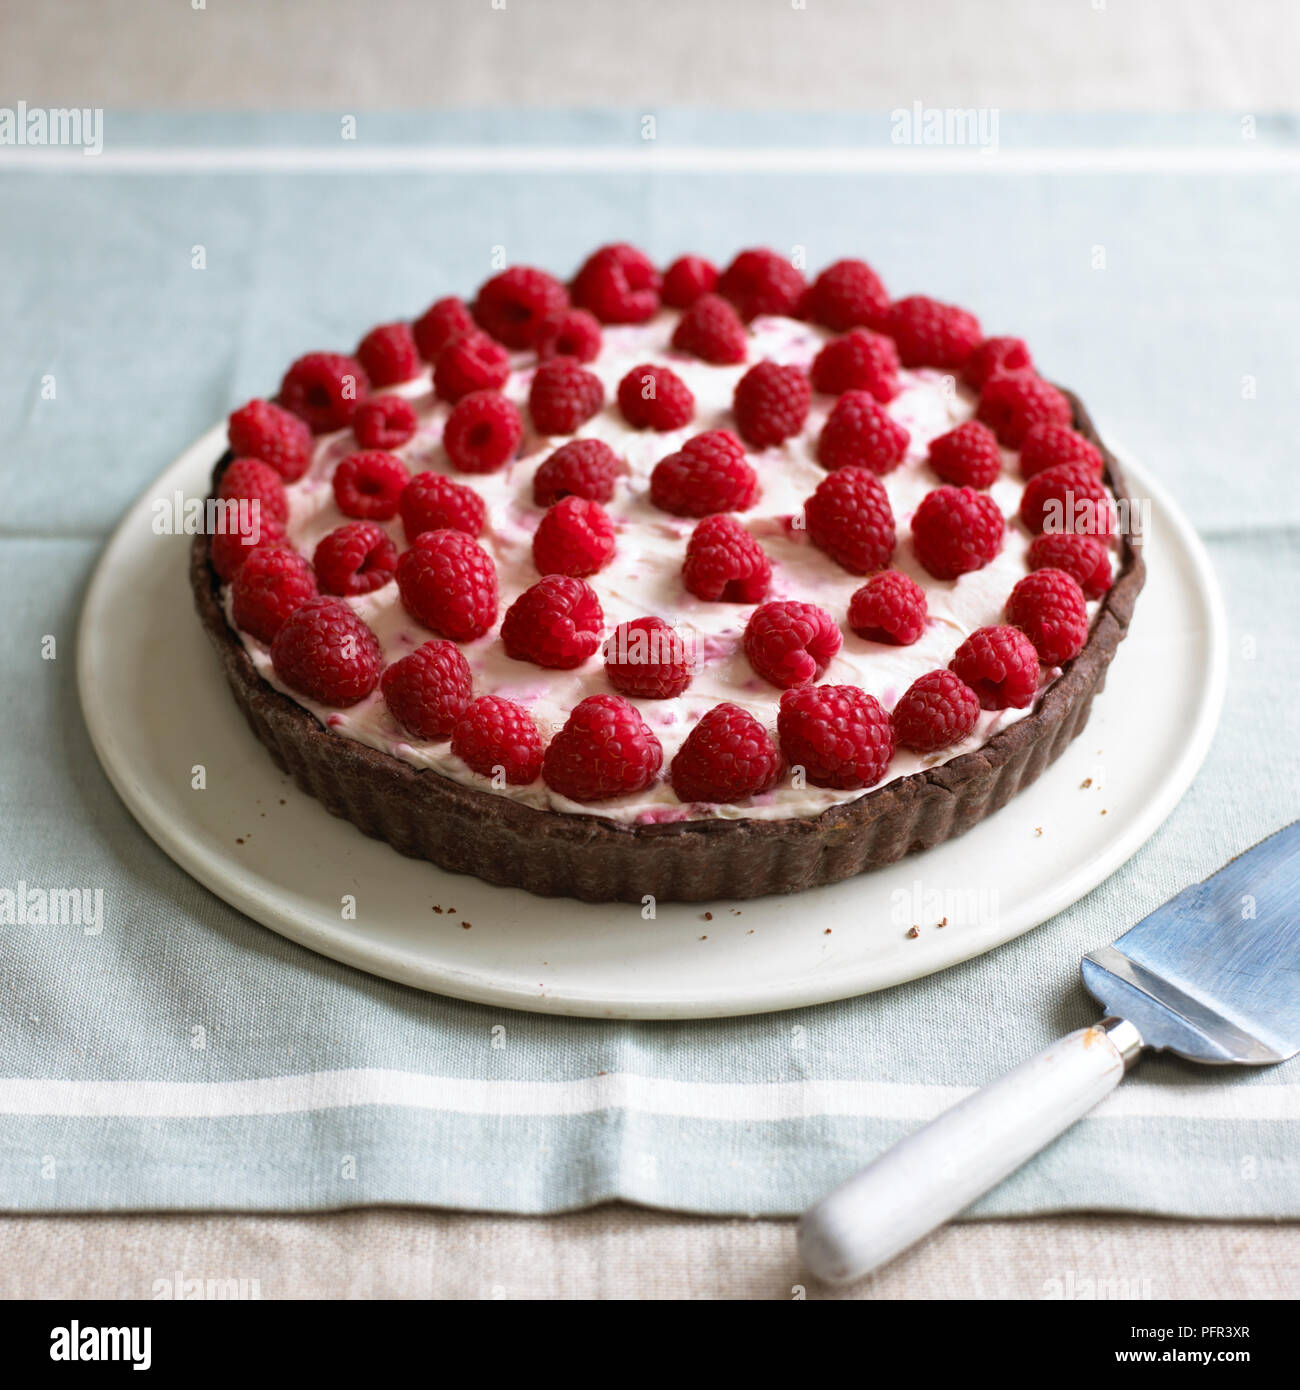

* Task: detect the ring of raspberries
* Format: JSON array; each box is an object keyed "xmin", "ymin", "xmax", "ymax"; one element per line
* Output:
[{"xmin": 211, "ymin": 246, "xmax": 1123, "ymax": 814}]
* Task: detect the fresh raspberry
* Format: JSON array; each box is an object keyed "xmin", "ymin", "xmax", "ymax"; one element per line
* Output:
[
  {"xmin": 396, "ymin": 529, "xmax": 498, "ymax": 642},
  {"xmin": 501, "ymin": 575, "xmax": 604, "ymax": 669},
  {"xmin": 355, "ymin": 322, "xmax": 420, "ymax": 388},
  {"xmin": 733, "ymin": 360, "xmax": 810, "ymax": 449},
  {"xmin": 380, "ymin": 639, "xmax": 473, "ymax": 740},
  {"xmin": 649, "ymin": 429, "xmax": 758, "ymax": 517},
  {"xmin": 818, "ymin": 390, "xmax": 909, "ymax": 474},
  {"xmin": 542, "ymin": 694, "xmax": 663, "ymax": 802},
  {"xmin": 848, "ymin": 570, "xmax": 927, "ymax": 645},
  {"xmin": 670, "ymin": 292, "xmax": 748, "ymax": 365},
  {"xmin": 528, "ymin": 355, "xmax": 605, "ymax": 435},
  {"xmin": 1018, "ymin": 422, "xmax": 1105, "ymax": 480},
  {"xmin": 603, "ymin": 616, "xmax": 693, "ymax": 698},
  {"xmin": 227, "ymin": 399, "xmax": 313, "ymax": 481},
  {"xmin": 963, "ymin": 336, "xmax": 1033, "ymax": 391},
  {"xmin": 279, "ymin": 353, "xmax": 370, "ymax": 434},
  {"xmin": 717, "ymin": 248, "xmax": 806, "ymax": 322},
  {"xmin": 1027, "ymin": 532, "xmax": 1112, "ymax": 600},
  {"xmin": 886, "ymin": 295, "xmax": 982, "ymax": 370},
  {"xmin": 661, "ymin": 255, "xmax": 718, "ymax": 309},
  {"xmin": 217, "ymin": 458, "xmax": 289, "ymax": 527},
  {"xmin": 230, "ymin": 545, "xmax": 317, "ymax": 643},
  {"xmin": 682, "ymin": 514, "xmax": 771, "ymax": 602},
  {"xmin": 949, "ymin": 625, "xmax": 1040, "ymax": 710},
  {"xmin": 312, "ymin": 520, "xmax": 398, "ymax": 597},
  {"xmin": 927, "ymin": 419, "xmax": 1002, "ymax": 489},
  {"xmin": 891, "ymin": 670, "xmax": 981, "ymax": 752},
  {"xmin": 270, "ymin": 597, "xmax": 382, "ymax": 706},
  {"xmin": 332, "ymin": 450, "xmax": 409, "ymax": 520},
  {"xmin": 433, "ymin": 331, "xmax": 510, "ymax": 403},
  {"xmin": 670, "ymin": 703, "xmax": 784, "ymax": 803},
  {"xmin": 744, "ymin": 601, "xmax": 842, "ymax": 689},
  {"xmin": 911, "ymin": 485, "xmax": 1004, "ymax": 580},
  {"xmin": 471, "ymin": 265, "xmax": 569, "ymax": 349},
  {"xmin": 451, "ymin": 695, "xmax": 544, "ymax": 784},
  {"xmin": 532, "ymin": 438, "xmax": 620, "ymax": 507},
  {"xmin": 1006, "ymin": 568, "xmax": 1089, "ymax": 665},
  {"xmin": 534, "ymin": 308, "xmax": 602, "ymax": 363},
  {"xmin": 443, "ymin": 390, "xmax": 523, "ymax": 473},
  {"xmin": 617, "ymin": 363, "xmax": 695, "ymax": 431},
  {"xmin": 777, "ymin": 684, "xmax": 895, "ymax": 790},
  {"xmin": 352, "ymin": 394, "xmax": 418, "ymax": 451},
  {"xmin": 413, "ymin": 296, "xmax": 474, "ymax": 361},
  {"xmin": 1019, "ymin": 461, "xmax": 1115, "ymax": 536},
  {"xmin": 533, "ymin": 495, "xmax": 616, "ymax": 577},
  {"xmin": 806, "ymin": 258, "xmax": 891, "ymax": 332},
  {"xmin": 977, "ymin": 372, "xmax": 1072, "ymax": 447},
  {"xmin": 399, "ymin": 471, "xmax": 486, "ymax": 542},
  {"xmin": 810, "ymin": 329, "xmax": 899, "ymax": 401},
  {"xmin": 803, "ymin": 466, "xmax": 896, "ymax": 574},
  {"xmin": 570, "ymin": 243, "xmax": 661, "ymax": 324},
  {"xmin": 210, "ymin": 516, "xmax": 286, "ymax": 582}
]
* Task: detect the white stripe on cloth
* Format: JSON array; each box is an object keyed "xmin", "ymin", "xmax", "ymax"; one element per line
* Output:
[
  {"xmin": 0, "ymin": 1070, "xmax": 1296, "ymax": 1121},
  {"xmin": 1, "ymin": 146, "xmax": 1299, "ymax": 175}
]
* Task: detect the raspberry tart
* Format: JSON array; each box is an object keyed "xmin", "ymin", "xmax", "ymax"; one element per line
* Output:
[{"xmin": 192, "ymin": 248, "xmax": 1144, "ymax": 902}]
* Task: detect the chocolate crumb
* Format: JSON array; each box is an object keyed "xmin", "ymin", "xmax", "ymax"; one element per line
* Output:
[
  {"xmin": 278, "ymin": 798, "xmax": 286, "ymax": 806},
  {"xmin": 235, "ymin": 837, "xmax": 244, "ymax": 845},
  {"xmin": 700, "ymin": 934, "xmax": 708, "ymax": 940},
  {"xmin": 906, "ymin": 925, "xmax": 920, "ymax": 939},
  {"xmin": 1100, "ymin": 808, "xmax": 1107, "ymax": 816},
  {"xmin": 432, "ymin": 906, "xmax": 443, "ymax": 914},
  {"xmin": 461, "ymin": 920, "xmax": 472, "ymax": 929},
  {"xmin": 824, "ymin": 928, "xmax": 832, "ymax": 935},
  {"xmin": 938, "ymin": 916, "xmax": 948, "ymax": 928},
  {"xmin": 702, "ymin": 911, "xmax": 713, "ymax": 921},
  {"xmin": 1080, "ymin": 777, "xmax": 1093, "ymax": 789}
]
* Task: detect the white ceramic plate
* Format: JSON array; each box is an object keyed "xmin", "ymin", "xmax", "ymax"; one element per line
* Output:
[{"xmin": 78, "ymin": 427, "xmax": 1225, "ymax": 1019}]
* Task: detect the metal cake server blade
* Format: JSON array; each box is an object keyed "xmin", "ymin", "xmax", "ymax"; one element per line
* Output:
[
  {"xmin": 1082, "ymin": 819, "xmax": 1300, "ymax": 1064},
  {"xmin": 799, "ymin": 821, "xmax": 1300, "ymax": 1285}
]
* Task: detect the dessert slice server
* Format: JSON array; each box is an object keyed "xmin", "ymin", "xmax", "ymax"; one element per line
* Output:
[{"xmin": 799, "ymin": 820, "xmax": 1300, "ymax": 1285}]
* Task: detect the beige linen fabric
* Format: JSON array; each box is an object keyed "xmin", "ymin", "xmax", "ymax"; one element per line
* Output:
[
  {"xmin": 3, "ymin": 1209, "xmax": 1297, "ymax": 1300},
  {"xmin": 2, "ymin": 0, "xmax": 1292, "ymax": 111}
]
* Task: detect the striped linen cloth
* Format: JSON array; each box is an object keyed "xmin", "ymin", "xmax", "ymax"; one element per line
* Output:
[{"xmin": 1, "ymin": 110, "xmax": 1296, "ymax": 1215}]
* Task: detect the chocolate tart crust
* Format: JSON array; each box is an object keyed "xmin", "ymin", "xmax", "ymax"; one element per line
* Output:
[{"xmin": 192, "ymin": 391, "xmax": 1145, "ymax": 902}]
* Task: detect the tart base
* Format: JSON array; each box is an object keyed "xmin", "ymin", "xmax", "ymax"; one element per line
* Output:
[{"xmin": 192, "ymin": 392, "xmax": 1144, "ymax": 903}]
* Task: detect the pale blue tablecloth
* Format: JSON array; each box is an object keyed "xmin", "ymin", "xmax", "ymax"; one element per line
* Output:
[{"xmin": 1, "ymin": 110, "xmax": 1296, "ymax": 1215}]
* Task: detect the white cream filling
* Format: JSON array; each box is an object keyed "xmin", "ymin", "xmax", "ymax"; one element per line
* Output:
[{"xmin": 225, "ymin": 312, "xmax": 1106, "ymax": 824}]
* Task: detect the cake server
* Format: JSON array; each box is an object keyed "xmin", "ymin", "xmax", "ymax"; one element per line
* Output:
[{"xmin": 799, "ymin": 819, "xmax": 1300, "ymax": 1285}]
